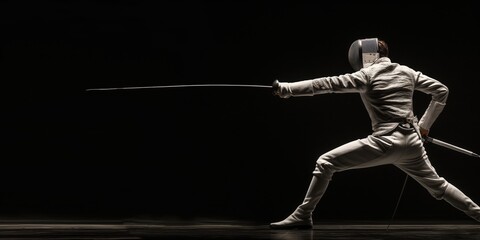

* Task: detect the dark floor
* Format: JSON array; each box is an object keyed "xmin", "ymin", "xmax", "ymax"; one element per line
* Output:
[{"xmin": 0, "ymin": 219, "xmax": 478, "ymax": 240}]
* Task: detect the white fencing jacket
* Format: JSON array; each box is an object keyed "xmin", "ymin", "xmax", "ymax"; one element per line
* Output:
[{"xmin": 279, "ymin": 57, "xmax": 449, "ymax": 136}]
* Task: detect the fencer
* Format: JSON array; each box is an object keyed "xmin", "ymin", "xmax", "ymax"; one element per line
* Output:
[{"xmin": 270, "ymin": 38, "xmax": 480, "ymax": 229}]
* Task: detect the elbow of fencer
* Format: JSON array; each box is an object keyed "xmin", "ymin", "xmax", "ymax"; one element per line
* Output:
[
  {"xmin": 438, "ymin": 85, "xmax": 449, "ymax": 103},
  {"xmin": 442, "ymin": 85, "xmax": 449, "ymax": 101}
]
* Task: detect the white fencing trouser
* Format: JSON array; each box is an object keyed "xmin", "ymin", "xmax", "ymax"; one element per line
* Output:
[{"xmin": 293, "ymin": 125, "xmax": 480, "ymax": 222}]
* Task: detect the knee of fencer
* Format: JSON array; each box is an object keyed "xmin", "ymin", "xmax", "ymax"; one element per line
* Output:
[{"xmin": 312, "ymin": 159, "xmax": 334, "ymax": 179}]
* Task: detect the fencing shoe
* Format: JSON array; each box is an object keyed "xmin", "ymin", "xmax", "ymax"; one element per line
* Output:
[{"xmin": 269, "ymin": 211, "xmax": 313, "ymax": 229}]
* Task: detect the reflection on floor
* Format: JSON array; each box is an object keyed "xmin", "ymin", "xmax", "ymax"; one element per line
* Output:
[{"xmin": 0, "ymin": 219, "xmax": 478, "ymax": 239}]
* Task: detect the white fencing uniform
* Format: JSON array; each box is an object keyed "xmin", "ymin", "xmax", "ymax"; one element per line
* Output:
[{"xmin": 270, "ymin": 57, "xmax": 480, "ymax": 229}]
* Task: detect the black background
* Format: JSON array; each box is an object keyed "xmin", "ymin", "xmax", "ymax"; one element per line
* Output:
[{"xmin": 1, "ymin": 1, "xmax": 479, "ymax": 224}]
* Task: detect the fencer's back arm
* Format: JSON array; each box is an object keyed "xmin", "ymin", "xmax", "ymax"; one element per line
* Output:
[{"xmin": 414, "ymin": 72, "xmax": 449, "ymax": 130}]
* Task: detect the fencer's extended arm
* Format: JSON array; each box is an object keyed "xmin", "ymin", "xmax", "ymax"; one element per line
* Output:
[{"xmin": 272, "ymin": 72, "xmax": 368, "ymax": 98}]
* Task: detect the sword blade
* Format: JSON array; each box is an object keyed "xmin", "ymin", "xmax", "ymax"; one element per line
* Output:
[
  {"xmin": 86, "ymin": 84, "xmax": 272, "ymax": 91},
  {"xmin": 425, "ymin": 136, "xmax": 480, "ymax": 158}
]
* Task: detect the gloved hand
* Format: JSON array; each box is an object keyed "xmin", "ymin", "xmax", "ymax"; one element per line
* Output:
[
  {"xmin": 272, "ymin": 79, "xmax": 290, "ymax": 98},
  {"xmin": 420, "ymin": 127, "xmax": 429, "ymax": 137},
  {"xmin": 419, "ymin": 127, "xmax": 430, "ymax": 144}
]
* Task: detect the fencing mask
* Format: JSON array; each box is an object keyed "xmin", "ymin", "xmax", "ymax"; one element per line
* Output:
[{"xmin": 348, "ymin": 38, "xmax": 379, "ymax": 71}]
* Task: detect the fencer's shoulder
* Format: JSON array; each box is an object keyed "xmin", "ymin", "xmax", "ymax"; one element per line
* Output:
[{"xmin": 394, "ymin": 63, "xmax": 418, "ymax": 73}]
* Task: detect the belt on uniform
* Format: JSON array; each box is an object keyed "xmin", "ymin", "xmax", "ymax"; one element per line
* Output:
[{"xmin": 389, "ymin": 117, "xmax": 422, "ymax": 138}]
